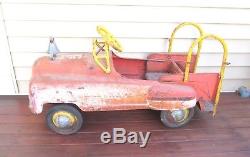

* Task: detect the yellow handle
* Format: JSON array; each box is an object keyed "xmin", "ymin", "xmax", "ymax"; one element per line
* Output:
[
  {"xmin": 168, "ymin": 22, "xmax": 204, "ymax": 72},
  {"xmin": 184, "ymin": 34, "xmax": 228, "ymax": 116},
  {"xmin": 92, "ymin": 39, "xmax": 111, "ymax": 73}
]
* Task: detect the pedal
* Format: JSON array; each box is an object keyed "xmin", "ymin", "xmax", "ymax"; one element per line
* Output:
[
  {"xmin": 199, "ymin": 100, "xmax": 214, "ymax": 112},
  {"xmin": 204, "ymin": 101, "xmax": 214, "ymax": 112}
]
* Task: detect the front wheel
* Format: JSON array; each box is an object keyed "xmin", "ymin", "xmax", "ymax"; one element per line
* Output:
[
  {"xmin": 160, "ymin": 106, "xmax": 196, "ymax": 128},
  {"xmin": 46, "ymin": 104, "xmax": 83, "ymax": 135}
]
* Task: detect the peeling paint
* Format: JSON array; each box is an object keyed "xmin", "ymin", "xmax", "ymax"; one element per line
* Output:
[
  {"xmin": 148, "ymin": 98, "xmax": 196, "ymax": 110},
  {"xmin": 29, "ymin": 54, "xmax": 197, "ymax": 114}
]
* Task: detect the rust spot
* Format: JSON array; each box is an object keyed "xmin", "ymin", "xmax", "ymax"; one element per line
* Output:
[{"xmin": 29, "ymin": 53, "xmax": 200, "ymax": 114}]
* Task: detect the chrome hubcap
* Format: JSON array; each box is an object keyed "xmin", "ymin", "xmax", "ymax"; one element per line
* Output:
[
  {"xmin": 171, "ymin": 109, "xmax": 189, "ymax": 123},
  {"xmin": 52, "ymin": 111, "xmax": 77, "ymax": 128}
]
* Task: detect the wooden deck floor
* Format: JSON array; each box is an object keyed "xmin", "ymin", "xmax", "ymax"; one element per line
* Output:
[{"xmin": 0, "ymin": 93, "xmax": 250, "ymax": 157}]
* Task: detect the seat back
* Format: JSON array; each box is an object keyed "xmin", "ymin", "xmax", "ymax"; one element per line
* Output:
[{"xmin": 146, "ymin": 53, "xmax": 197, "ymax": 73}]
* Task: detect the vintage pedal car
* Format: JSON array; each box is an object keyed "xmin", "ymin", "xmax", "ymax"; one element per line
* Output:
[{"xmin": 29, "ymin": 23, "xmax": 229, "ymax": 134}]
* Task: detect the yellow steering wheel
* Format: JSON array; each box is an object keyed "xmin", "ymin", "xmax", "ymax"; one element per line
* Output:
[{"xmin": 97, "ymin": 26, "xmax": 123, "ymax": 52}]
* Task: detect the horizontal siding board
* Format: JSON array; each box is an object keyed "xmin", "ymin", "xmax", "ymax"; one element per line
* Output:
[
  {"xmin": 5, "ymin": 21, "xmax": 250, "ymax": 39},
  {"xmin": 16, "ymin": 79, "xmax": 250, "ymax": 94},
  {"xmin": 1, "ymin": 1, "xmax": 249, "ymax": 93},
  {"xmin": 2, "ymin": 4, "xmax": 250, "ymax": 24},
  {"xmin": 0, "ymin": 4, "xmax": 16, "ymax": 94},
  {"xmin": 0, "ymin": 5, "xmax": 2, "ymax": 18},
  {"xmin": 2, "ymin": 0, "xmax": 250, "ymax": 9},
  {"xmin": 196, "ymin": 67, "xmax": 250, "ymax": 80},
  {"xmin": 15, "ymin": 66, "xmax": 250, "ymax": 81},
  {"xmin": 222, "ymin": 79, "xmax": 250, "ymax": 92},
  {"xmin": 11, "ymin": 52, "xmax": 250, "ymax": 67},
  {"xmin": 8, "ymin": 37, "xmax": 250, "ymax": 53}
]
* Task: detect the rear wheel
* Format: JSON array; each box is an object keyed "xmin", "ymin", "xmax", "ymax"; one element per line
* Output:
[
  {"xmin": 160, "ymin": 106, "xmax": 196, "ymax": 128},
  {"xmin": 46, "ymin": 104, "xmax": 83, "ymax": 135}
]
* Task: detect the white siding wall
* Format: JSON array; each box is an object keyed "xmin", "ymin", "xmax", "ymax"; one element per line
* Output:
[
  {"xmin": 0, "ymin": 3, "xmax": 17, "ymax": 94},
  {"xmin": 0, "ymin": 0, "xmax": 250, "ymax": 94}
]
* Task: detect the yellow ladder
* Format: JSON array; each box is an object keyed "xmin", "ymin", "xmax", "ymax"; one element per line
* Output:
[{"xmin": 184, "ymin": 34, "xmax": 229, "ymax": 116}]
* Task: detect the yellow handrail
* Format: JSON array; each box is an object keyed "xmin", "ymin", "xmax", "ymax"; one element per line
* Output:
[
  {"xmin": 168, "ymin": 22, "xmax": 205, "ymax": 72},
  {"xmin": 92, "ymin": 39, "xmax": 111, "ymax": 73},
  {"xmin": 184, "ymin": 34, "xmax": 228, "ymax": 116}
]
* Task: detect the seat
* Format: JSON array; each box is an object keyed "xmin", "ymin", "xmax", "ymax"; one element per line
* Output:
[{"xmin": 145, "ymin": 55, "xmax": 183, "ymax": 80}]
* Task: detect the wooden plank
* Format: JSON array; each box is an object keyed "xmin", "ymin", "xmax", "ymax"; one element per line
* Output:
[
  {"xmin": 2, "ymin": 0, "xmax": 250, "ymax": 9},
  {"xmin": 0, "ymin": 94, "xmax": 249, "ymax": 156},
  {"xmin": 5, "ymin": 21, "xmax": 250, "ymax": 39},
  {"xmin": 0, "ymin": 127, "xmax": 249, "ymax": 145},
  {"xmin": 8, "ymin": 37, "xmax": 250, "ymax": 53},
  {"xmin": 2, "ymin": 112, "xmax": 250, "ymax": 133},
  {"xmin": 0, "ymin": 144, "xmax": 250, "ymax": 157},
  {"xmin": 2, "ymin": 4, "xmax": 250, "ymax": 24}
]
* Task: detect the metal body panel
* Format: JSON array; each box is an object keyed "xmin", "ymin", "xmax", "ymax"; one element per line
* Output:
[{"xmin": 29, "ymin": 53, "xmax": 197, "ymax": 114}]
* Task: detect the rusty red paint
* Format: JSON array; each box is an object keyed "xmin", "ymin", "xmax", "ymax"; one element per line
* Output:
[
  {"xmin": 29, "ymin": 52, "xmax": 218, "ymax": 114},
  {"xmin": 146, "ymin": 53, "xmax": 197, "ymax": 73},
  {"xmin": 160, "ymin": 73, "xmax": 219, "ymax": 101}
]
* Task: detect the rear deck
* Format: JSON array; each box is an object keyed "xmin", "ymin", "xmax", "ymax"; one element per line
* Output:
[{"xmin": 0, "ymin": 93, "xmax": 250, "ymax": 157}]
